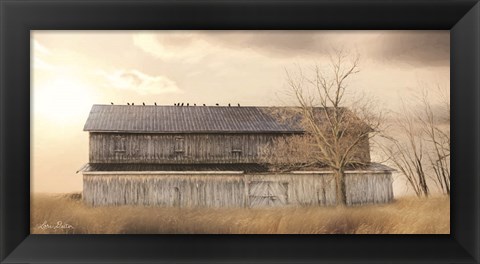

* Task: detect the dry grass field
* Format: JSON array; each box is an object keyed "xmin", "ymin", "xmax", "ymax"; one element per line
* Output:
[{"xmin": 30, "ymin": 193, "xmax": 449, "ymax": 234}]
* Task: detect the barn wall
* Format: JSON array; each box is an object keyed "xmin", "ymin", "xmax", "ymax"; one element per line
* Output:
[
  {"xmin": 89, "ymin": 133, "xmax": 371, "ymax": 164},
  {"xmin": 83, "ymin": 174, "xmax": 246, "ymax": 207},
  {"xmin": 346, "ymin": 173, "xmax": 394, "ymax": 205},
  {"xmin": 89, "ymin": 133, "xmax": 279, "ymax": 164},
  {"xmin": 83, "ymin": 172, "xmax": 392, "ymax": 207},
  {"xmin": 353, "ymin": 136, "xmax": 371, "ymax": 163}
]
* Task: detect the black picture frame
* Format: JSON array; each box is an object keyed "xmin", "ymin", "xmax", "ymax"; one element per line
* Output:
[{"xmin": 0, "ymin": 0, "xmax": 479, "ymax": 263}]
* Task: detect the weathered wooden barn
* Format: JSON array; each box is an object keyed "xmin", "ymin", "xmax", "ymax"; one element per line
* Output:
[{"xmin": 79, "ymin": 104, "xmax": 394, "ymax": 207}]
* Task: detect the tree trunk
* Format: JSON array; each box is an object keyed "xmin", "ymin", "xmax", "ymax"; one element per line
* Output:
[{"xmin": 334, "ymin": 169, "xmax": 347, "ymax": 206}]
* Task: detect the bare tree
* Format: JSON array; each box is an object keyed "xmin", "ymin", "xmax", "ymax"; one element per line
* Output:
[
  {"xmin": 381, "ymin": 85, "xmax": 450, "ymax": 197},
  {"xmin": 418, "ymin": 86, "xmax": 450, "ymax": 195},
  {"xmin": 380, "ymin": 104, "xmax": 430, "ymax": 197},
  {"xmin": 260, "ymin": 133, "xmax": 319, "ymax": 172},
  {"xmin": 264, "ymin": 49, "xmax": 383, "ymax": 206}
]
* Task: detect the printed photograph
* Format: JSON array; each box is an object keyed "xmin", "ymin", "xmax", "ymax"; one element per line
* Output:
[{"xmin": 31, "ymin": 30, "xmax": 450, "ymax": 234}]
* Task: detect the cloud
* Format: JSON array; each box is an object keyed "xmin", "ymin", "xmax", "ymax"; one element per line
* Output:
[
  {"xmin": 203, "ymin": 31, "xmax": 327, "ymax": 57},
  {"xmin": 33, "ymin": 40, "xmax": 56, "ymax": 71},
  {"xmin": 371, "ymin": 31, "xmax": 449, "ymax": 67},
  {"xmin": 33, "ymin": 40, "xmax": 51, "ymax": 55},
  {"xmin": 132, "ymin": 31, "xmax": 449, "ymax": 68},
  {"xmin": 102, "ymin": 69, "xmax": 182, "ymax": 95},
  {"xmin": 132, "ymin": 31, "xmax": 331, "ymax": 63},
  {"xmin": 33, "ymin": 57, "xmax": 56, "ymax": 71},
  {"xmin": 132, "ymin": 32, "xmax": 209, "ymax": 62}
]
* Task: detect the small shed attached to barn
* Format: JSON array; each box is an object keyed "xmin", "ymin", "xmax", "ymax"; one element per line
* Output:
[{"xmin": 78, "ymin": 104, "xmax": 394, "ymax": 207}]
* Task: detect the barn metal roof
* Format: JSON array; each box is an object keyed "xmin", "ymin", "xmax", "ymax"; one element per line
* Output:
[{"xmin": 83, "ymin": 105, "xmax": 306, "ymax": 133}]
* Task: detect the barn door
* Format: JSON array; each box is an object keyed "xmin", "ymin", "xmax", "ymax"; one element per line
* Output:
[{"xmin": 248, "ymin": 181, "xmax": 288, "ymax": 208}]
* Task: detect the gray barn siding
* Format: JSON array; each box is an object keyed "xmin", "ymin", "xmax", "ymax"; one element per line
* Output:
[
  {"xmin": 83, "ymin": 172, "xmax": 392, "ymax": 207},
  {"xmin": 345, "ymin": 173, "xmax": 394, "ymax": 205},
  {"xmin": 89, "ymin": 133, "xmax": 280, "ymax": 164},
  {"xmin": 89, "ymin": 133, "xmax": 371, "ymax": 164},
  {"xmin": 83, "ymin": 174, "xmax": 246, "ymax": 207},
  {"xmin": 354, "ymin": 136, "xmax": 371, "ymax": 164}
]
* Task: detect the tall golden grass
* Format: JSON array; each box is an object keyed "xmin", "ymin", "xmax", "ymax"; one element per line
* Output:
[{"xmin": 30, "ymin": 193, "xmax": 449, "ymax": 234}]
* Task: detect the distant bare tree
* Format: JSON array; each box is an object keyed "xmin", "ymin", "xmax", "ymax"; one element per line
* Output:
[
  {"xmin": 418, "ymin": 86, "xmax": 450, "ymax": 195},
  {"xmin": 263, "ymin": 49, "xmax": 383, "ymax": 206},
  {"xmin": 381, "ymin": 85, "xmax": 450, "ymax": 197},
  {"xmin": 380, "ymin": 104, "xmax": 430, "ymax": 197}
]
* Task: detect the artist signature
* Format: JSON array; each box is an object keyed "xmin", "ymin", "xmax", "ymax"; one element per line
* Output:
[{"xmin": 37, "ymin": 221, "xmax": 74, "ymax": 230}]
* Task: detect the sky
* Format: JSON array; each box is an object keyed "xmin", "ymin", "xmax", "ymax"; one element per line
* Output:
[{"xmin": 31, "ymin": 30, "xmax": 450, "ymax": 195}]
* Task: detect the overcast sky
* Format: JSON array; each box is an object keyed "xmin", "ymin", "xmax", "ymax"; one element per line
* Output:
[{"xmin": 31, "ymin": 30, "xmax": 449, "ymax": 194}]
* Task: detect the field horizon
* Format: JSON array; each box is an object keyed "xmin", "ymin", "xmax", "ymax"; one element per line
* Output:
[{"xmin": 31, "ymin": 193, "xmax": 449, "ymax": 234}]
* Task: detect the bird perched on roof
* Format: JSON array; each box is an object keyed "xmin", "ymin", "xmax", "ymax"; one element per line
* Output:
[
  {"xmin": 238, "ymin": 103, "xmax": 240, "ymax": 107},
  {"xmin": 216, "ymin": 103, "xmax": 219, "ymax": 106},
  {"xmin": 187, "ymin": 103, "xmax": 189, "ymax": 106},
  {"xmin": 194, "ymin": 103, "xmax": 196, "ymax": 106},
  {"xmin": 127, "ymin": 103, "xmax": 130, "ymax": 105},
  {"xmin": 143, "ymin": 102, "xmax": 145, "ymax": 106},
  {"xmin": 203, "ymin": 104, "xmax": 206, "ymax": 106},
  {"xmin": 111, "ymin": 102, "xmax": 114, "ymax": 105},
  {"xmin": 228, "ymin": 103, "xmax": 231, "ymax": 107},
  {"xmin": 181, "ymin": 103, "xmax": 184, "ymax": 106},
  {"xmin": 155, "ymin": 102, "xmax": 157, "ymax": 106},
  {"xmin": 132, "ymin": 103, "xmax": 134, "ymax": 105}
]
